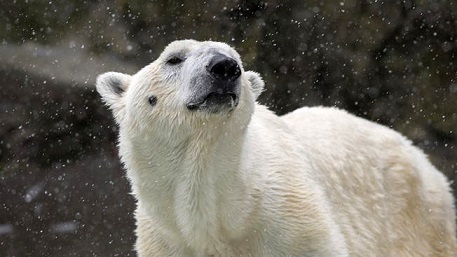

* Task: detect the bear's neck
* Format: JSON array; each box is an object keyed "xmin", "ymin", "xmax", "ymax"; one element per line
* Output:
[{"xmin": 127, "ymin": 119, "xmax": 259, "ymax": 251}]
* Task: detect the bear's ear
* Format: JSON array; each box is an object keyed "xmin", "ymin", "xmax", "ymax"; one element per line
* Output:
[
  {"xmin": 245, "ymin": 71, "xmax": 265, "ymax": 100},
  {"xmin": 96, "ymin": 72, "xmax": 131, "ymax": 107}
]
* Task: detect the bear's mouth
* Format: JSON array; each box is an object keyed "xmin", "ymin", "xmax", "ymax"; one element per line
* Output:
[{"xmin": 186, "ymin": 92, "xmax": 238, "ymax": 113}]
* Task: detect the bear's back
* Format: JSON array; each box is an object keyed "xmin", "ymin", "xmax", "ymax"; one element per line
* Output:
[{"xmin": 280, "ymin": 106, "xmax": 457, "ymax": 256}]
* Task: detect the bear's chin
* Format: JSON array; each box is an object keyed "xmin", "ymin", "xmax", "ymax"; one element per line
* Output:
[{"xmin": 186, "ymin": 92, "xmax": 238, "ymax": 114}]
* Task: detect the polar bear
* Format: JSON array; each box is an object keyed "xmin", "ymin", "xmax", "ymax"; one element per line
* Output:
[{"xmin": 96, "ymin": 40, "xmax": 457, "ymax": 257}]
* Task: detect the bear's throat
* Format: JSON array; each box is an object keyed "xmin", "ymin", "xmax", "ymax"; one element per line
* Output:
[{"xmin": 130, "ymin": 128, "xmax": 258, "ymax": 251}]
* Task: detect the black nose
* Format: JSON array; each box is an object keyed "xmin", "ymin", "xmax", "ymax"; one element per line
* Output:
[{"xmin": 207, "ymin": 54, "xmax": 241, "ymax": 81}]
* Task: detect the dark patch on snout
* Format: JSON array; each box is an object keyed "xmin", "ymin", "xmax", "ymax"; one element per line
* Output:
[
  {"xmin": 187, "ymin": 91, "xmax": 238, "ymax": 113},
  {"xmin": 186, "ymin": 54, "xmax": 241, "ymax": 113}
]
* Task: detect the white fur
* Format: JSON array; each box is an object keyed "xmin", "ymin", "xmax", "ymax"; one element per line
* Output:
[{"xmin": 96, "ymin": 40, "xmax": 457, "ymax": 257}]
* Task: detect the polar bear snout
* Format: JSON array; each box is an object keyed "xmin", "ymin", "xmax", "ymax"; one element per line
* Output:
[
  {"xmin": 185, "ymin": 53, "xmax": 241, "ymax": 113},
  {"xmin": 206, "ymin": 53, "xmax": 241, "ymax": 82}
]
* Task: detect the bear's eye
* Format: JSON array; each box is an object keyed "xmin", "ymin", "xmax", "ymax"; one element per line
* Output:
[{"xmin": 166, "ymin": 57, "xmax": 183, "ymax": 65}]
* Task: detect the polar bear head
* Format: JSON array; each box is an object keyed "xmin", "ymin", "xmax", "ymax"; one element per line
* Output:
[{"xmin": 96, "ymin": 40, "xmax": 264, "ymax": 140}]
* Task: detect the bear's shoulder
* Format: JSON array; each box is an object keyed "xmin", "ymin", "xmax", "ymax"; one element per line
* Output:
[{"xmin": 281, "ymin": 106, "xmax": 402, "ymax": 141}]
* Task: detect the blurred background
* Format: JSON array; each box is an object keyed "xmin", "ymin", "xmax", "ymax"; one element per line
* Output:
[{"xmin": 0, "ymin": 0, "xmax": 456, "ymax": 256}]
